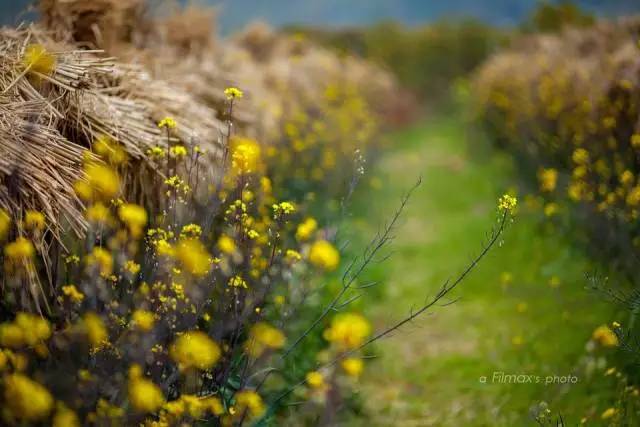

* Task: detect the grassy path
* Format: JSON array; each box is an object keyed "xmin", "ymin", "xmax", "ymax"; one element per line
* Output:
[{"xmin": 345, "ymin": 113, "xmax": 619, "ymax": 425}]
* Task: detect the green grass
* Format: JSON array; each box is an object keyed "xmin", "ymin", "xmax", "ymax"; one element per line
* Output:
[{"xmin": 343, "ymin": 112, "xmax": 622, "ymax": 425}]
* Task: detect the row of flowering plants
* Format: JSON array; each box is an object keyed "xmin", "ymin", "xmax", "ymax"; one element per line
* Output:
[
  {"xmin": 0, "ymin": 77, "xmax": 384, "ymax": 426},
  {"xmin": 473, "ymin": 20, "xmax": 640, "ymax": 266},
  {"xmin": 473, "ymin": 19, "xmax": 640, "ymax": 425}
]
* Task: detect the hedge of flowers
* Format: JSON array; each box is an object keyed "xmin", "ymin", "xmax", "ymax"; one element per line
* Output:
[{"xmin": 0, "ymin": 74, "xmax": 381, "ymax": 426}]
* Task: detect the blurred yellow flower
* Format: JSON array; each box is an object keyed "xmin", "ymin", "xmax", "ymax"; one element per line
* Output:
[
  {"xmin": 341, "ymin": 357, "xmax": 364, "ymax": 377},
  {"xmin": 128, "ymin": 367, "xmax": 164, "ymax": 413},
  {"xmin": 498, "ymin": 194, "xmax": 517, "ymax": 212},
  {"xmin": 537, "ymin": 168, "xmax": 558, "ymax": 192},
  {"xmin": 0, "ymin": 209, "xmax": 10, "ymax": 240},
  {"xmin": 296, "ymin": 217, "xmax": 317, "ymax": 241},
  {"xmin": 52, "ymin": 404, "xmax": 80, "ymax": 427},
  {"xmin": 175, "ymin": 238, "xmax": 211, "ymax": 276},
  {"xmin": 309, "ymin": 240, "xmax": 340, "ymax": 271},
  {"xmin": 306, "ymin": 371, "xmax": 325, "ymax": 389},
  {"xmin": 83, "ymin": 313, "xmax": 108, "ymax": 349},
  {"xmin": 323, "ymin": 313, "xmax": 371, "ymax": 350},
  {"xmin": 601, "ymin": 407, "xmax": 618, "ymax": 420},
  {"xmin": 86, "ymin": 203, "xmax": 112, "ymax": 225},
  {"xmin": 4, "ymin": 237, "xmax": 35, "ymax": 261},
  {"xmin": 132, "ymin": 310, "xmax": 155, "ymax": 332},
  {"xmin": 170, "ymin": 331, "xmax": 221, "ymax": 371},
  {"xmin": 231, "ymin": 137, "xmax": 261, "ymax": 174},
  {"xmin": 22, "ymin": 44, "xmax": 56, "ymax": 75},
  {"xmin": 218, "ymin": 234, "xmax": 237, "ymax": 255},
  {"xmin": 118, "ymin": 203, "xmax": 148, "ymax": 237},
  {"xmin": 234, "ymin": 390, "xmax": 265, "ymax": 419},
  {"xmin": 3, "ymin": 374, "xmax": 53, "ymax": 421},
  {"xmin": 24, "ymin": 210, "xmax": 45, "ymax": 232},
  {"xmin": 245, "ymin": 322, "xmax": 286, "ymax": 357},
  {"xmin": 93, "ymin": 135, "xmax": 127, "ymax": 165},
  {"xmin": 592, "ymin": 325, "xmax": 618, "ymax": 347},
  {"xmin": 85, "ymin": 247, "xmax": 113, "ymax": 277}
]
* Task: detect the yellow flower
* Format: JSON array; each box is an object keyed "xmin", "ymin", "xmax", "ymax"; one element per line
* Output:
[
  {"xmin": 93, "ymin": 135, "xmax": 127, "ymax": 165},
  {"xmin": 537, "ymin": 168, "xmax": 558, "ymax": 192},
  {"xmin": 601, "ymin": 407, "xmax": 618, "ymax": 420},
  {"xmin": 323, "ymin": 313, "xmax": 371, "ymax": 350},
  {"xmin": 118, "ymin": 204, "xmax": 148, "ymax": 237},
  {"xmin": 306, "ymin": 371, "xmax": 325, "ymax": 389},
  {"xmin": 544, "ymin": 203, "xmax": 559, "ymax": 217},
  {"xmin": 572, "ymin": 148, "xmax": 590, "ymax": 165},
  {"xmin": 245, "ymin": 322, "xmax": 286, "ymax": 357},
  {"xmin": 170, "ymin": 331, "xmax": 221, "ymax": 371},
  {"xmin": 85, "ymin": 247, "xmax": 113, "ymax": 277},
  {"xmin": 24, "ymin": 210, "xmax": 45, "ymax": 232},
  {"xmin": 132, "ymin": 310, "xmax": 155, "ymax": 332},
  {"xmin": 180, "ymin": 224, "xmax": 202, "ymax": 238},
  {"xmin": 231, "ymin": 137, "xmax": 261, "ymax": 174},
  {"xmin": 234, "ymin": 391, "xmax": 265, "ymax": 419},
  {"xmin": 296, "ymin": 217, "xmax": 317, "ymax": 241},
  {"xmin": 224, "ymin": 87, "xmax": 244, "ymax": 100},
  {"xmin": 3, "ymin": 374, "xmax": 53, "ymax": 421},
  {"xmin": 341, "ymin": 357, "xmax": 364, "ymax": 377},
  {"xmin": 0, "ymin": 209, "xmax": 10, "ymax": 240},
  {"xmin": 218, "ymin": 235, "xmax": 237, "ymax": 254},
  {"xmin": 592, "ymin": 325, "xmax": 618, "ymax": 347},
  {"xmin": 158, "ymin": 117, "xmax": 177, "ymax": 129},
  {"xmin": 4, "ymin": 237, "xmax": 35, "ymax": 261},
  {"xmin": 498, "ymin": 194, "xmax": 517, "ymax": 212},
  {"xmin": 76, "ymin": 163, "xmax": 120, "ymax": 201},
  {"xmin": 129, "ymin": 368, "xmax": 165, "ymax": 413},
  {"xmin": 612, "ymin": 321, "xmax": 621, "ymax": 329},
  {"xmin": 52, "ymin": 404, "xmax": 80, "ymax": 427},
  {"xmin": 169, "ymin": 145, "xmax": 188, "ymax": 158},
  {"xmin": 175, "ymin": 239, "xmax": 211, "ymax": 276},
  {"xmin": 86, "ymin": 203, "xmax": 112, "ymax": 225},
  {"xmin": 285, "ymin": 249, "xmax": 302, "ymax": 262},
  {"xmin": 83, "ymin": 312, "xmax": 108, "ymax": 349},
  {"xmin": 309, "ymin": 240, "xmax": 340, "ymax": 271},
  {"xmin": 124, "ymin": 260, "xmax": 141, "ymax": 275},
  {"xmin": 0, "ymin": 313, "xmax": 51, "ymax": 349},
  {"xmin": 272, "ymin": 201, "xmax": 296, "ymax": 218},
  {"xmin": 62, "ymin": 285, "xmax": 84, "ymax": 303},
  {"xmin": 22, "ymin": 44, "xmax": 56, "ymax": 75},
  {"xmin": 228, "ymin": 275, "xmax": 248, "ymax": 289}
]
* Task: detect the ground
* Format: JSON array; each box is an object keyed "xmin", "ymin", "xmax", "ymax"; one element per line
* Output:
[{"xmin": 344, "ymin": 112, "xmax": 621, "ymax": 426}]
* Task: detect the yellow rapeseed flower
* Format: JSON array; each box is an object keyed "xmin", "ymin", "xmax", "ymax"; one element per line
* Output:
[
  {"xmin": 323, "ymin": 313, "xmax": 371, "ymax": 350},
  {"xmin": 3, "ymin": 374, "xmax": 53, "ymax": 421},
  {"xmin": 592, "ymin": 325, "xmax": 618, "ymax": 347},
  {"xmin": 234, "ymin": 390, "xmax": 265, "ymax": 419},
  {"xmin": 309, "ymin": 240, "xmax": 340, "ymax": 271},
  {"xmin": 85, "ymin": 247, "xmax": 113, "ymax": 277},
  {"xmin": 498, "ymin": 194, "xmax": 518, "ymax": 212},
  {"xmin": 158, "ymin": 117, "xmax": 177, "ymax": 129},
  {"xmin": 86, "ymin": 202, "xmax": 112, "ymax": 225},
  {"xmin": 170, "ymin": 331, "xmax": 221, "ymax": 371},
  {"xmin": 4, "ymin": 237, "xmax": 35, "ymax": 261},
  {"xmin": 93, "ymin": 135, "xmax": 128, "ymax": 165},
  {"xmin": 218, "ymin": 235, "xmax": 237, "ymax": 255},
  {"xmin": 76, "ymin": 163, "xmax": 120, "ymax": 201},
  {"xmin": 231, "ymin": 137, "xmax": 261, "ymax": 174},
  {"xmin": 245, "ymin": 322, "xmax": 286, "ymax": 357},
  {"xmin": 224, "ymin": 87, "xmax": 244, "ymax": 100},
  {"xmin": 22, "ymin": 44, "xmax": 56, "ymax": 75},
  {"xmin": 175, "ymin": 239, "xmax": 211, "ymax": 276},
  {"xmin": 62, "ymin": 285, "xmax": 84, "ymax": 303},
  {"xmin": 296, "ymin": 217, "xmax": 317, "ymax": 241},
  {"xmin": 601, "ymin": 407, "xmax": 618, "ymax": 420},
  {"xmin": 537, "ymin": 168, "xmax": 558, "ymax": 192},
  {"xmin": 24, "ymin": 210, "xmax": 45, "ymax": 232},
  {"xmin": 118, "ymin": 203, "xmax": 148, "ymax": 237},
  {"xmin": 83, "ymin": 313, "xmax": 108, "ymax": 349},
  {"xmin": 341, "ymin": 357, "xmax": 364, "ymax": 377},
  {"xmin": 170, "ymin": 145, "xmax": 188, "ymax": 158},
  {"xmin": 128, "ymin": 368, "xmax": 165, "ymax": 413},
  {"xmin": 52, "ymin": 404, "xmax": 80, "ymax": 427},
  {"xmin": 0, "ymin": 209, "xmax": 10, "ymax": 240},
  {"xmin": 305, "ymin": 371, "xmax": 326, "ymax": 389},
  {"xmin": 132, "ymin": 310, "xmax": 155, "ymax": 332}
]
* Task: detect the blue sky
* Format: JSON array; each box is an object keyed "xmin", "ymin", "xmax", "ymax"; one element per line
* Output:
[{"xmin": 2, "ymin": 0, "xmax": 640, "ymax": 33}]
